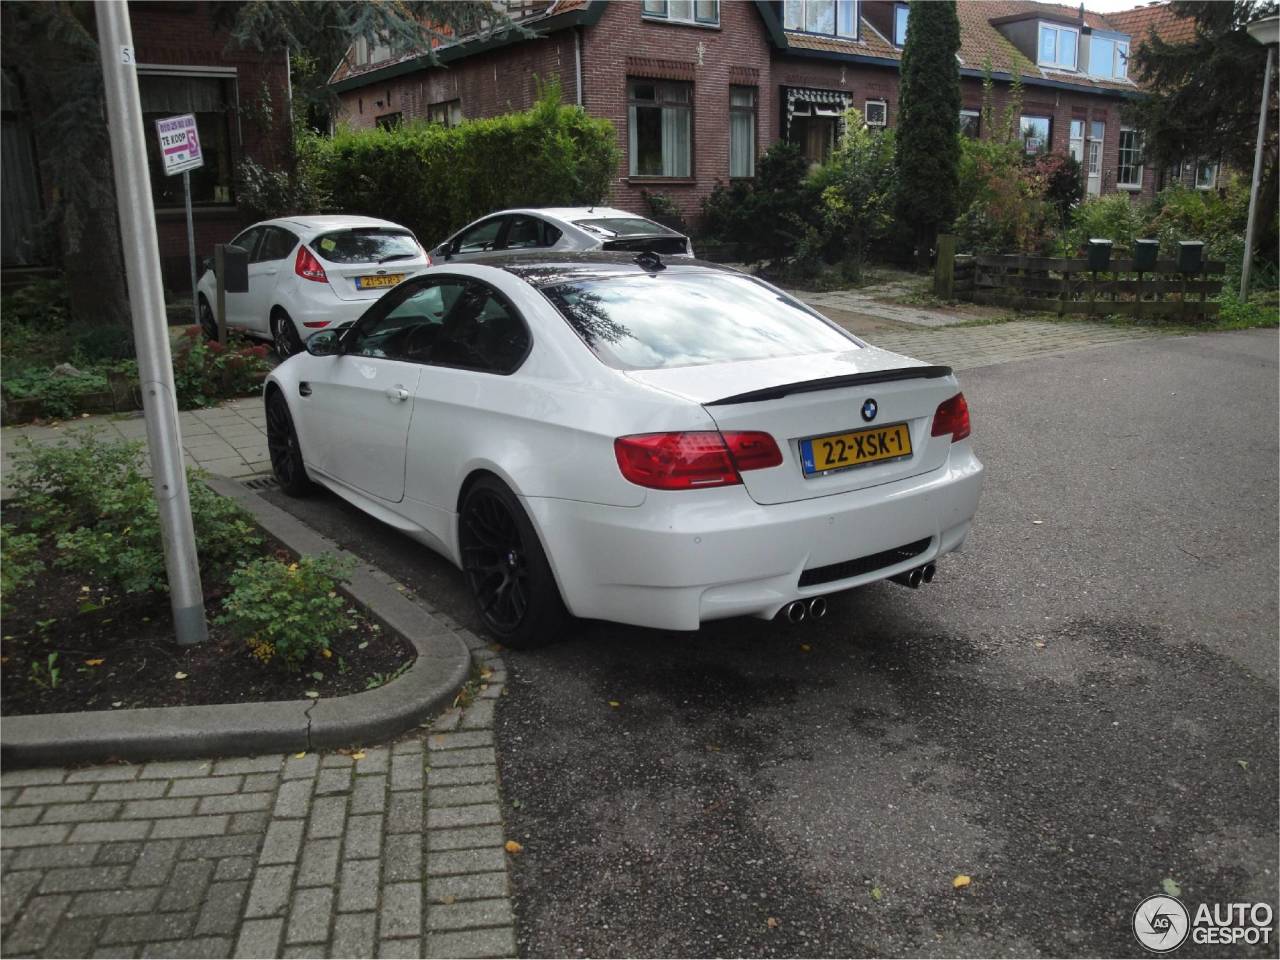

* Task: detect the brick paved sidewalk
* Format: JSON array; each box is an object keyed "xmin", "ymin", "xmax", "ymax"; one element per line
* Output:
[{"xmin": 1, "ymin": 645, "xmax": 515, "ymax": 960}]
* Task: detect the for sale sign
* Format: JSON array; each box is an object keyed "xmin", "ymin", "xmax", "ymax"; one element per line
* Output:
[{"xmin": 154, "ymin": 114, "xmax": 203, "ymax": 176}]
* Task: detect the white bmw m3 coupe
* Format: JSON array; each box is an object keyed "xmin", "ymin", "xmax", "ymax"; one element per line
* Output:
[{"xmin": 264, "ymin": 252, "xmax": 983, "ymax": 648}]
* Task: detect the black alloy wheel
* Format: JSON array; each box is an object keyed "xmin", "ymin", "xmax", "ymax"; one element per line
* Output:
[
  {"xmin": 273, "ymin": 311, "xmax": 303, "ymax": 359},
  {"xmin": 265, "ymin": 391, "xmax": 314, "ymax": 496},
  {"xmin": 198, "ymin": 297, "xmax": 218, "ymax": 341}
]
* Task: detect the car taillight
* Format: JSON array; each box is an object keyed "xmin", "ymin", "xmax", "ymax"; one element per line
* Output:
[
  {"xmin": 424, "ymin": 252, "xmax": 433, "ymax": 267},
  {"xmin": 931, "ymin": 393, "xmax": 971, "ymax": 442},
  {"xmin": 613, "ymin": 431, "xmax": 781, "ymax": 490},
  {"xmin": 295, "ymin": 246, "xmax": 328, "ymax": 283}
]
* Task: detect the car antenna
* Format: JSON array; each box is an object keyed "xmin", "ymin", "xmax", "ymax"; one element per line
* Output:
[{"xmin": 634, "ymin": 251, "xmax": 665, "ymax": 272}]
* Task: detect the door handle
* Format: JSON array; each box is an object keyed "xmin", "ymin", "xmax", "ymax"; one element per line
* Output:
[
  {"xmin": 298, "ymin": 382, "xmax": 311, "ymax": 397},
  {"xmin": 385, "ymin": 385, "xmax": 410, "ymax": 402}
]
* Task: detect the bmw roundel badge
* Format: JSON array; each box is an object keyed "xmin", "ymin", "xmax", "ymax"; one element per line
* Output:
[{"xmin": 861, "ymin": 398, "xmax": 878, "ymax": 422}]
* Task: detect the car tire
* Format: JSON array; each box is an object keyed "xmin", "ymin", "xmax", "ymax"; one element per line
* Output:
[
  {"xmin": 272, "ymin": 310, "xmax": 303, "ymax": 360},
  {"xmin": 265, "ymin": 390, "xmax": 315, "ymax": 497},
  {"xmin": 198, "ymin": 296, "xmax": 218, "ymax": 341},
  {"xmin": 459, "ymin": 476, "xmax": 567, "ymax": 649}
]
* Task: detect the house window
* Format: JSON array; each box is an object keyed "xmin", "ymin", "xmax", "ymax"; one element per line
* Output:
[
  {"xmin": 729, "ymin": 86, "xmax": 756, "ymax": 178},
  {"xmin": 783, "ymin": 0, "xmax": 857, "ymax": 39},
  {"xmin": 1037, "ymin": 23, "xmax": 1079, "ymax": 70},
  {"xmin": 1068, "ymin": 119, "xmax": 1085, "ymax": 163},
  {"xmin": 864, "ymin": 100, "xmax": 887, "ymax": 127},
  {"xmin": 893, "ymin": 4, "xmax": 909, "ymax": 45},
  {"xmin": 957, "ymin": 109, "xmax": 980, "ymax": 139},
  {"xmin": 353, "ymin": 37, "xmax": 368, "ymax": 66},
  {"xmin": 789, "ymin": 101, "xmax": 841, "ymax": 167},
  {"xmin": 1195, "ymin": 160, "xmax": 1218, "ymax": 190},
  {"xmin": 1020, "ymin": 115, "xmax": 1051, "ymax": 156},
  {"xmin": 376, "ymin": 112, "xmax": 403, "ymax": 130},
  {"xmin": 139, "ymin": 73, "xmax": 236, "ymax": 207},
  {"xmin": 642, "ymin": 0, "xmax": 719, "ymax": 25},
  {"xmin": 428, "ymin": 100, "xmax": 462, "ymax": 127},
  {"xmin": 1117, "ymin": 128, "xmax": 1143, "ymax": 188},
  {"xmin": 1088, "ymin": 34, "xmax": 1129, "ymax": 80},
  {"xmin": 629, "ymin": 79, "xmax": 692, "ymax": 178}
]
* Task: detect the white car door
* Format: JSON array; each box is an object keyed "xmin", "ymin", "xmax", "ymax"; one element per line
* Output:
[
  {"xmin": 302, "ymin": 279, "xmax": 463, "ymax": 502},
  {"xmin": 244, "ymin": 226, "xmax": 298, "ymax": 334},
  {"xmin": 223, "ymin": 225, "xmax": 265, "ymax": 331}
]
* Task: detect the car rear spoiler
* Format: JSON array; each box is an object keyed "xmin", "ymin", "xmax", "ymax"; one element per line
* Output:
[{"xmin": 705, "ymin": 366, "xmax": 954, "ymax": 405}]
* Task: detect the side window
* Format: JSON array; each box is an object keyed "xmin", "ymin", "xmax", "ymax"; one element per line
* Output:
[
  {"xmin": 348, "ymin": 280, "xmax": 466, "ymax": 363},
  {"xmin": 503, "ymin": 216, "xmax": 544, "ymax": 250},
  {"xmin": 430, "ymin": 282, "xmax": 530, "ymax": 374},
  {"xmin": 255, "ymin": 227, "xmax": 298, "ymax": 263},
  {"xmin": 230, "ymin": 226, "xmax": 264, "ymax": 259},
  {"xmin": 542, "ymin": 222, "xmax": 563, "ymax": 246},
  {"xmin": 452, "ymin": 217, "xmax": 505, "ymax": 255}
]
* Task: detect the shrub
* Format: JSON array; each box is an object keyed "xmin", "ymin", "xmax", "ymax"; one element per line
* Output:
[
  {"xmin": 1, "ymin": 525, "xmax": 43, "ymax": 615},
  {"xmin": 699, "ymin": 178, "xmax": 755, "ymax": 245},
  {"xmin": 1036, "ymin": 152, "xmax": 1084, "ymax": 228},
  {"xmin": 1067, "ymin": 194, "xmax": 1148, "ymax": 256},
  {"xmin": 236, "ymin": 154, "xmax": 329, "ymax": 222},
  {"xmin": 640, "ymin": 190, "xmax": 688, "ymax": 234},
  {"xmin": 953, "ymin": 136, "xmax": 1060, "ymax": 255},
  {"xmin": 813, "ymin": 111, "xmax": 898, "ymax": 282},
  {"xmin": 218, "ymin": 554, "xmax": 355, "ymax": 670},
  {"xmin": 171, "ymin": 326, "xmax": 272, "ymax": 409},
  {"xmin": 303, "ymin": 82, "xmax": 618, "ymax": 243},
  {"xmin": 0, "ymin": 278, "xmax": 70, "ymax": 329},
  {"xmin": 2, "ymin": 367, "xmax": 111, "ymax": 420},
  {"xmin": 1144, "ymin": 178, "xmax": 1248, "ymax": 262},
  {"xmin": 7, "ymin": 432, "xmax": 147, "ymax": 534}
]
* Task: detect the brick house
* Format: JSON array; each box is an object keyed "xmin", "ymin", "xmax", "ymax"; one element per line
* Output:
[
  {"xmin": 1, "ymin": 1, "xmax": 292, "ymax": 289},
  {"xmin": 328, "ymin": 0, "xmax": 1206, "ymax": 233}
]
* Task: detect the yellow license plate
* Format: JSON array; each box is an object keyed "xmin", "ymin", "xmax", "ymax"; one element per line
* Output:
[
  {"xmin": 356, "ymin": 274, "xmax": 405, "ymax": 290},
  {"xmin": 800, "ymin": 422, "xmax": 912, "ymax": 476}
]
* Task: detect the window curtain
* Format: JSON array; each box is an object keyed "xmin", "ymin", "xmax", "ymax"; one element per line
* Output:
[
  {"xmin": 138, "ymin": 75, "xmax": 228, "ymax": 114},
  {"xmin": 730, "ymin": 88, "xmax": 755, "ymax": 178},
  {"xmin": 661, "ymin": 104, "xmax": 690, "ymax": 177}
]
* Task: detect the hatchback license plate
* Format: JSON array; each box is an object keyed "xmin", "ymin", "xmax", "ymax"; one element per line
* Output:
[
  {"xmin": 356, "ymin": 274, "xmax": 404, "ymax": 290},
  {"xmin": 800, "ymin": 423, "xmax": 912, "ymax": 476}
]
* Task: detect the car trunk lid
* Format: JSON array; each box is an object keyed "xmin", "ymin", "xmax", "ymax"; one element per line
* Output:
[{"xmin": 311, "ymin": 228, "xmax": 428, "ymax": 302}]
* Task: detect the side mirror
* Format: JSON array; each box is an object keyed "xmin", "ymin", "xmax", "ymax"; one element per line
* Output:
[
  {"xmin": 201, "ymin": 255, "xmax": 214, "ymax": 275},
  {"xmin": 433, "ymin": 243, "xmax": 451, "ymax": 261},
  {"xmin": 217, "ymin": 243, "xmax": 250, "ymax": 293},
  {"xmin": 305, "ymin": 329, "xmax": 343, "ymax": 357}
]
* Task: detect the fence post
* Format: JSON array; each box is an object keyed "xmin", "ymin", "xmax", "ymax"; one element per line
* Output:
[{"xmin": 934, "ymin": 234, "xmax": 957, "ymax": 299}]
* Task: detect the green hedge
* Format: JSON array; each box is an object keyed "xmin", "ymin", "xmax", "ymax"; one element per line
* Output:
[{"xmin": 300, "ymin": 84, "xmax": 618, "ymax": 244}]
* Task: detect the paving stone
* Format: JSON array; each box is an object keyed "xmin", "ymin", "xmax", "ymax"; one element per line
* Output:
[
  {"xmin": 214, "ymin": 856, "xmax": 254, "ymax": 881},
  {"xmin": 286, "ymin": 886, "xmax": 333, "ymax": 944},
  {"xmin": 2, "ymin": 807, "xmax": 42, "ymax": 826},
  {"xmin": 101, "ymin": 911, "xmax": 195, "ymax": 945},
  {"xmin": 242, "ymin": 773, "xmax": 279, "ymax": 794},
  {"xmin": 427, "ymin": 897, "xmax": 514, "ymax": 931},
  {"xmin": 282, "ymin": 753, "xmax": 320, "ymax": 780},
  {"xmin": 427, "ymin": 765, "xmax": 496, "ymax": 788},
  {"xmin": 426, "ymin": 825, "xmax": 505, "ymax": 852},
  {"xmin": 320, "ymin": 754, "xmax": 353, "ymax": 769},
  {"xmin": 426, "ymin": 847, "xmax": 507, "ymax": 877},
  {"xmin": 386, "ymin": 792, "xmax": 424, "ymax": 835},
  {"xmin": 3, "ymin": 893, "xmax": 70, "ymax": 953},
  {"xmin": 93, "ymin": 780, "xmax": 168, "ymax": 801},
  {"xmin": 390, "ymin": 754, "xmax": 424, "ymax": 791},
  {"xmin": 138, "ymin": 761, "xmax": 214, "ymax": 780},
  {"xmin": 67, "ymin": 820, "xmax": 150, "ymax": 844},
  {"xmin": 425, "ymin": 926, "xmax": 516, "ymax": 959},
  {"xmin": 344, "ymin": 814, "xmax": 384, "ymax": 860},
  {"xmin": 166, "ymin": 776, "xmax": 242, "ymax": 798},
  {"xmin": 294, "ymin": 836, "xmax": 340, "ymax": 889},
  {"xmin": 379, "ymin": 937, "xmax": 423, "ymax": 958},
  {"xmin": 244, "ymin": 863, "xmax": 294, "ymax": 918},
  {"xmin": 315, "ymin": 767, "xmax": 353, "ymax": 796},
  {"xmin": 458, "ymin": 699, "xmax": 496, "ymax": 731},
  {"xmin": 198, "ymin": 791, "xmax": 273, "ymax": 816},
  {"xmin": 281, "ymin": 944, "xmax": 324, "ymax": 959},
  {"xmin": 426, "ymin": 747, "xmax": 496, "ymax": 769},
  {"xmin": 0, "ymin": 787, "xmax": 16, "ymax": 807},
  {"xmin": 38, "ymin": 865, "xmax": 131, "ymax": 893},
  {"xmin": 383, "ymin": 835, "xmax": 423, "ymax": 883},
  {"xmin": 69, "ymin": 887, "xmax": 161, "ymax": 917},
  {"xmin": 351, "ymin": 774, "xmax": 387, "ymax": 815},
  {"xmin": 355, "ymin": 747, "xmax": 391, "ymax": 774},
  {"xmin": 150, "ymin": 816, "xmax": 229, "ymax": 839},
  {"xmin": 16, "ymin": 784, "xmax": 95, "ymax": 805},
  {"xmin": 92, "ymin": 947, "xmax": 139, "ymax": 959},
  {"xmin": 39, "ymin": 801, "xmax": 122, "ymax": 824},
  {"xmin": 1, "ymin": 769, "xmax": 67, "ymax": 788},
  {"xmin": 259, "ymin": 819, "xmax": 305, "ymax": 865},
  {"xmin": 477, "ymin": 684, "xmax": 503, "ymax": 700},
  {"xmin": 42, "ymin": 913, "xmax": 103, "ymax": 957},
  {"xmin": 430, "ymin": 708, "xmax": 463, "ymax": 733},
  {"xmin": 391, "ymin": 740, "xmax": 423, "ymax": 757},
  {"xmin": 427, "ymin": 871, "xmax": 508, "ymax": 903},
  {"xmin": 274, "ymin": 779, "xmax": 313, "ymax": 819},
  {"xmin": 122, "ymin": 797, "xmax": 198, "ymax": 819},
  {"xmin": 9, "ymin": 843, "xmax": 100, "ymax": 870},
  {"xmin": 426, "ymin": 803, "xmax": 501, "ymax": 830},
  {"xmin": 161, "ymin": 859, "xmax": 215, "ymax": 912},
  {"xmin": 179, "ymin": 835, "xmax": 262, "ymax": 860},
  {"xmin": 331, "ymin": 912, "xmax": 377, "ymax": 959},
  {"xmin": 430, "ymin": 783, "xmax": 500, "ymax": 808},
  {"xmin": 233, "ymin": 917, "xmax": 283, "ymax": 958},
  {"xmin": 338, "ymin": 858, "xmax": 381, "ymax": 912},
  {"xmin": 1, "ymin": 824, "xmax": 72, "ymax": 848},
  {"xmin": 308, "ymin": 796, "xmax": 348, "ymax": 839},
  {"xmin": 229, "ymin": 810, "xmax": 271, "ymax": 835},
  {"xmin": 211, "ymin": 756, "xmax": 284, "ymax": 776},
  {"xmin": 427, "ymin": 730, "xmax": 494, "ymax": 751},
  {"xmin": 94, "ymin": 841, "xmax": 143, "ymax": 865},
  {"xmin": 380, "ymin": 882, "xmax": 422, "ymax": 939},
  {"xmin": 195, "ymin": 881, "xmax": 248, "ymax": 936},
  {"xmin": 128, "ymin": 839, "xmax": 181, "ymax": 886},
  {"xmin": 140, "ymin": 936, "xmax": 233, "ymax": 958},
  {"xmin": 1, "ymin": 870, "xmax": 41, "ymax": 924},
  {"xmin": 65, "ymin": 766, "xmax": 140, "ymax": 784}
]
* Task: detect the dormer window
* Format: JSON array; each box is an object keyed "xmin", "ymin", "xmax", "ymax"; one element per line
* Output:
[
  {"xmin": 642, "ymin": 0, "xmax": 720, "ymax": 26},
  {"xmin": 1038, "ymin": 22, "xmax": 1079, "ymax": 70},
  {"xmin": 893, "ymin": 4, "xmax": 909, "ymax": 45},
  {"xmin": 783, "ymin": 0, "xmax": 858, "ymax": 40},
  {"xmin": 1088, "ymin": 33, "xmax": 1129, "ymax": 80}
]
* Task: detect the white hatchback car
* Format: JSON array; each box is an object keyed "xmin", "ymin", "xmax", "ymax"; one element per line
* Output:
[
  {"xmin": 264, "ymin": 253, "xmax": 983, "ymax": 648},
  {"xmin": 195, "ymin": 215, "xmax": 430, "ymax": 358}
]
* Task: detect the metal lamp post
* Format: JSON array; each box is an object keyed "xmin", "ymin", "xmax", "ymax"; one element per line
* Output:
[{"xmin": 1241, "ymin": 15, "xmax": 1278, "ymax": 300}]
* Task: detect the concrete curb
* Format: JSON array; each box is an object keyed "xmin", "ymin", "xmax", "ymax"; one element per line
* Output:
[{"xmin": 0, "ymin": 475, "xmax": 472, "ymax": 768}]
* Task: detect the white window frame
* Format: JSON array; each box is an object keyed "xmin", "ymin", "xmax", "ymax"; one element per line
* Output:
[
  {"xmin": 1195, "ymin": 160, "xmax": 1218, "ymax": 190},
  {"xmin": 1020, "ymin": 114, "xmax": 1052, "ymax": 156},
  {"xmin": 1038, "ymin": 22, "xmax": 1079, "ymax": 71},
  {"xmin": 1088, "ymin": 32, "xmax": 1129, "ymax": 80},
  {"xmin": 729, "ymin": 85, "xmax": 756, "ymax": 178},
  {"xmin": 864, "ymin": 100, "xmax": 887, "ymax": 127},
  {"xmin": 783, "ymin": 0, "xmax": 858, "ymax": 40},
  {"xmin": 1117, "ymin": 127, "xmax": 1143, "ymax": 190},
  {"xmin": 627, "ymin": 78, "xmax": 694, "ymax": 178},
  {"xmin": 893, "ymin": 4, "xmax": 909, "ymax": 46},
  {"xmin": 959, "ymin": 108, "xmax": 980, "ymax": 138},
  {"xmin": 642, "ymin": 0, "xmax": 720, "ymax": 26}
]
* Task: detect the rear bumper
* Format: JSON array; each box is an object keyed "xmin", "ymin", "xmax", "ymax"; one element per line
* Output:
[
  {"xmin": 283, "ymin": 287, "xmax": 377, "ymax": 330},
  {"xmin": 524, "ymin": 443, "xmax": 983, "ymax": 630}
]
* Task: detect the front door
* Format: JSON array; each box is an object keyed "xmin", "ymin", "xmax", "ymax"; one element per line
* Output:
[
  {"xmin": 223, "ymin": 226, "xmax": 264, "ymax": 331},
  {"xmin": 244, "ymin": 226, "xmax": 298, "ymax": 335},
  {"xmin": 1086, "ymin": 121, "xmax": 1104, "ymax": 197}
]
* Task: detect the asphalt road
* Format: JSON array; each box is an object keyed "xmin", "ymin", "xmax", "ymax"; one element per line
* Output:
[{"xmin": 264, "ymin": 328, "xmax": 1279, "ymax": 958}]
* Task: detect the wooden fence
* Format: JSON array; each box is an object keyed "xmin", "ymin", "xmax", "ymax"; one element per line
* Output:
[{"xmin": 934, "ymin": 240, "xmax": 1225, "ymax": 322}]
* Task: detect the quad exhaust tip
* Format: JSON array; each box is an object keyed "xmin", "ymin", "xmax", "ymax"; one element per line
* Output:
[
  {"xmin": 807, "ymin": 597, "xmax": 827, "ymax": 620},
  {"xmin": 785, "ymin": 600, "xmax": 806, "ymax": 623}
]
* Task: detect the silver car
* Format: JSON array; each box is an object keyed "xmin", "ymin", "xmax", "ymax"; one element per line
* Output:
[{"xmin": 428, "ymin": 206, "xmax": 693, "ymax": 264}]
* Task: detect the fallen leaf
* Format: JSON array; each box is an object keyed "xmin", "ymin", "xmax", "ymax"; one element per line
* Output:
[
  {"xmin": 84, "ymin": 658, "xmax": 105, "ymax": 667},
  {"xmin": 871, "ymin": 887, "xmax": 883, "ymax": 901},
  {"xmin": 311, "ymin": 671, "xmax": 324, "ymax": 681},
  {"xmin": 79, "ymin": 585, "xmax": 91, "ymax": 593},
  {"xmin": 799, "ymin": 643, "xmax": 812, "ymax": 653},
  {"xmin": 1237, "ymin": 759, "xmax": 1249, "ymax": 772},
  {"xmin": 1031, "ymin": 519, "xmax": 1044, "ymax": 525},
  {"xmin": 304, "ymin": 690, "xmax": 320, "ymax": 699},
  {"xmin": 504, "ymin": 840, "xmax": 524, "ymax": 855},
  {"xmin": 294, "ymin": 752, "xmax": 307, "ymax": 759},
  {"xmin": 766, "ymin": 917, "xmax": 780, "ymax": 929},
  {"xmin": 174, "ymin": 671, "xmax": 188, "ymax": 680},
  {"xmin": 953, "ymin": 874, "xmax": 972, "ymax": 889},
  {"xmin": 358, "ymin": 641, "xmax": 369, "ymax": 650},
  {"xmin": 322, "ymin": 649, "xmax": 333, "ymax": 659},
  {"xmin": 440, "ymin": 894, "xmax": 457, "ymax": 905},
  {"xmin": 111, "ymin": 701, "xmax": 124, "ymax": 708},
  {"xmin": 479, "ymin": 667, "xmax": 494, "ymax": 680},
  {"xmin": 1034, "ymin": 641, "xmax": 1046, "ymax": 649},
  {"xmin": 1162, "ymin": 877, "xmax": 1181, "ymax": 897},
  {"xmin": 608, "ymin": 700, "xmax": 621, "ymax": 708},
  {"xmin": 351, "ymin": 751, "xmax": 366, "ymax": 761}
]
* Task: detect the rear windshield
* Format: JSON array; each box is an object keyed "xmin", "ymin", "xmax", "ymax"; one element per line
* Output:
[
  {"xmin": 542, "ymin": 273, "xmax": 855, "ymax": 370},
  {"xmin": 573, "ymin": 217, "xmax": 679, "ymax": 239},
  {"xmin": 312, "ymin": 229, "xmax": 419, "ymax": 264}
]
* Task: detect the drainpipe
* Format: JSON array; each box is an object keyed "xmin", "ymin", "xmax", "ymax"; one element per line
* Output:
[{"xmin": 574, "ymin": 27, "xmax": 583, "ymax": 107}]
